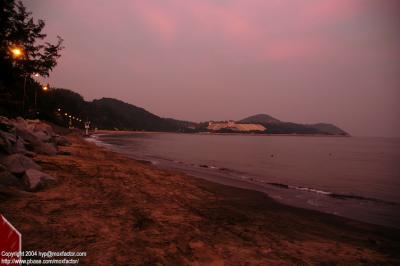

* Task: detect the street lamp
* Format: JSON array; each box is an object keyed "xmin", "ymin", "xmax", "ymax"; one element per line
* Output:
[
  {"xmin": 9, "ymin": 45, "xmax": 29, "ymax": 116},
  {"xmin": 34, "ymin": 81, "xmax": 50, "ymax": 114},
  {"xmin": 9, "ymin": 46, "xmax": 24, "ymax": 59}
]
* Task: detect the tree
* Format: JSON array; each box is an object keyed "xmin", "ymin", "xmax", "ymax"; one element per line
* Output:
[
  {"xmin": 0, "ymin": 0, "xmax": 64, "ymax": 116},
  {"xmin": 0, "ymin": 0, "xmax": 64, "ymax": 77}
]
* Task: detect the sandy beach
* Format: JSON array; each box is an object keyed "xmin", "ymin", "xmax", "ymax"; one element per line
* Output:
[{"xmin": 1, "ymin": 133, "xmax": 399, "ymax": 265}]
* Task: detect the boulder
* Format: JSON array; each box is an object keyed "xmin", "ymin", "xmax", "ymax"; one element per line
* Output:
[
  {"xmin": 0, "ymin": 116, "xmax": 11, "ymax": 125},
  {"xmin": 0, "ymin": 131, "xmax": 13, "ymax": 154},
  {"xmin": 33, "ymin": 130, "xmax": 52, "ymax": 142},
  {"xmin": 14, "ymin": 127, "xmax": 57, "ymax": 155},
  {"xmin": 1, "ymin": 118, "xmax": 60, "ymax": 156},
  {"xmin": 15, "ymin": 126, "xmax": 41, "ymax": 148},
  {"xmin": 1, "ymin": 127, "xmax": 33, "ymax": 156},
  {"xmin": 0, "ymin": 164, "xmax": 20, "ymax": 186},
  {"xmin": 23, "ymin": 169, "xmax": 56, "ymax": 191},
  {"xmin": 35, "ymin": 142, "xmax": 57, "ymax": 156},
  {"xmin": 0, "ymin": 116, "xmax": 13, "ymax": 132},
  {"xmin": 53, "ymin": 135, "xmax": 71, "ymax": 146},
  {"xmin": 13, "ymin": 137, "xmax": 28, "ymax": 154},
  {"xmin": 0, "ymin": 153, "xmax": 41, "ymax": 175},
  {"xmin": 26, "ymin": 120, "xmax": 55, "ymax": 138}
]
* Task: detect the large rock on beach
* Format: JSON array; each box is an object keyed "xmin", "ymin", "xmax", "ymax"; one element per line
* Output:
[
  {"xmin": 53, "ymin": 135, "xmax": 71, "ymax": 146},
  {"xmin": 0, "ymin": 164, "xmax": 20, "ymax": 186},
  {"xmin": 0, "ymin": 153, "xmax": 41, "ymax": 175},
  {"xmin": 23, "ymin": 169, "xmax": 56, "ymax": 191},
  {"xmin": 0, "ymin": 117, "xmax": 63, "ymax": 191},
  {"xmin": 26, "ymin": 119, "xmax": 56, "ymax": 142},
  {"xmin": 0, "ymin": 130, "xmax": 32, "ymax": 155},
  {"xmin": 34, "ymin": 142, "xmax": 57, "ymax": 156},
  {"xmin": 14, "ymin": 125, "xmax": 57, "ymax": 155},
  {"xmin": 0, "ymin": 131, "xmax": 14, "ymax": 154}
]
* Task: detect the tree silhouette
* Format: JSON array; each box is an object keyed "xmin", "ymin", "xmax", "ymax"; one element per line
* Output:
[
  {"xmin": 0, "ymin": 0, "xmax": 64, "ymax": 116},
  {"xmin": 0, "ymin": 0, "xmax": 64, "ymax": 77}
]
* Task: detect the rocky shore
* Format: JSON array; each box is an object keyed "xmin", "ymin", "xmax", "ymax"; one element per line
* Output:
[
  {"xmin": 0, "ymin": 118, "xmax": 399, "ymax": 265},
  {"xmin": 0, "ymin": 117, "xmax": 70, "ymax": 191}
]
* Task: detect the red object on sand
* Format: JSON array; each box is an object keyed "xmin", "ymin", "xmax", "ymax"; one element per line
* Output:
[{"xmin": 0, "ymin": 214, "xmax": 21, "ymax": 265}]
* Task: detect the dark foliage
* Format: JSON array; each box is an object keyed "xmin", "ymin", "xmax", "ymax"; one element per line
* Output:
[
  {"xmin": 0, "ymin": 0, "xmax": 64, "ymax": 117},
  {"xmin": 262, "ymin": 122, "xmax": 322, "ymax": 134},
  {"xmin": 38, "ymin": 89, "xmax": 194, "ymax": 131},
  {"xmin": 240, "ymin": 114, "xmax": 349, "ymax": 135}
]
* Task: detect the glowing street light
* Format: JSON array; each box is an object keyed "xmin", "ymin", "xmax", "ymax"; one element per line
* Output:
[
  {"xmin": 9, "ymin": 46, "xmax": 24, "ymax": 59},
  {"xmin": 34, "ymin": 83, "xmax": 50, "ymax": 113},
  {"xmin": 9, "ymin": 45, "xmax": 27, "ymax": 115}
]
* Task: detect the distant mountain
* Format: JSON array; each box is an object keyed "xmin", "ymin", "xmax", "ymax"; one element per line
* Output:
[
  {"xmin": 38, "ymin": 89, "xmax": 348, "ymax": 135},
  {"xmin": 239, "ymin": 114, "xmax": 349, "ymax": 136},
  {"xmin": 239, "ymin": 114, "xmax": 281, "ymax": 124},
  {"xmin": 40, "ymin": 89, "xmax": 191, "ymax": 131},
  {"xmin": 308, "ymin": 123, "xmax": 348, "ymax": 135},
  {"xmin": 87, "ymin": 98, "xmax": 171, "ymax": 131}
]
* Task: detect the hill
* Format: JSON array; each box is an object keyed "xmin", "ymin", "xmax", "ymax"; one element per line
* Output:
[
  {"xmin": 308, "ymin": 123, "xmax": 348, "ymax": 135},
  {"xmin": 239, "ymin": 114, "xmax": 349, "ymax": 136},
  {"xmin": 32, "ymin": 89, "xmax": 348, "ymax": 135},
  {"xmin": 239, "ymin": 114, "xmax": 281, "ymax": 124},
  {"xmin": 39, "ymin": 89, "xmax": 191, "ymax": 131}
]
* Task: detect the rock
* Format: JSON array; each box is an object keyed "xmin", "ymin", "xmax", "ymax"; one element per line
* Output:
[
  {"xmin": 12, "ymin": 137, "xmax": 28, "ymax": 154},
  {"xmin": 33, "ymin": 130, "xmax": 52, "ymax": 142},
  {"xmin": 0, "ymin": 153, "xmax": 41, "ymax": 175},
  {"xmin": 35, "ymin": 142, "xmax": 57, "ymax": 156},
  {"xmin": 14, "ymin": 127, "xmax": 57, "ymax": 155},
  {"xmin": 0, "ymin": 116, "xmax": 13, "ymax": 132},
  {"xmin": 53, "ymin": 135, "xmax": 71, "ymax": 146},
  {"xmin": 0, "ymin": 116, "xmax": 11, "ymax": 124},
  {"xmin": 1, "ymin": 118, "xmax": 60, "ymax": 156},
  {"xmin": 26, "ymin": 120, "xmax": 56, "ymax": 140},
  {"xmin": 57, "ymin": 151, "xmax": 71, "ymax": 156},
  {"xmin": 15, "ymin": 126, "xmax": 41, "ymax": 147},
  {"xmin": 23, "ymin": 151, "xmax": 36, "ymax": 158},
  {"xmin": 0, "ymin": 164, "xmax": 20, "ymax": 186},
  {"xmin": 23, "ymin": 169, "xmax": 56, "ymax": 191},
  {"xmin": 0, "ymin": 131, "xmax": 13, "ymax": 154}
]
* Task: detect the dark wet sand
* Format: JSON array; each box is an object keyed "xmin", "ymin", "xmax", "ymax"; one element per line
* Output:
[{"xmin": 0, "ymin": 134, "xmax": 399, "ymax": 265}]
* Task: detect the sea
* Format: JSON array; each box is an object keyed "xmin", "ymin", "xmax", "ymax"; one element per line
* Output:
[{"xmin": 88, "ymin": 133, "xmax": 400, "ymax": 229}]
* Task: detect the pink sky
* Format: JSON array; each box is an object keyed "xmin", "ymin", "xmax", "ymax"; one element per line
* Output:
[{"xmin": 25, "ymin": 0, "xmax": 400, "ymax": 137}]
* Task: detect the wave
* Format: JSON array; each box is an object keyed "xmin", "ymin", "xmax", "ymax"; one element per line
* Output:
[
  {"xmin": 329, "ymin": 193, "xmax": 397, "ymax": 205},
  {"xmin": 198, "ymin": 164, "xmax": 218, "ymax": 169},
  {"xmin": 266, "ymin": 182, "xmax": 397, "ymax": 206}
]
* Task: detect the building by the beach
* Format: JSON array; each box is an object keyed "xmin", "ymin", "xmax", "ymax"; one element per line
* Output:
[{"xmin": 207, "ymin": 121, "xmax": 266, "ymax": 132}]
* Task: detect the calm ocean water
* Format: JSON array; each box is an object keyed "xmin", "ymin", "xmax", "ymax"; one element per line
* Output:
[{"xmin": 89, "ymin": 133, "xmax": 400, "ymax": 228}]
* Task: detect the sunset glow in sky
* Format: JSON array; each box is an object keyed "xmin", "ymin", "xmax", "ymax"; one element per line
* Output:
[{"xmin": 25, "ymin": 0, "xmax": 400, "ymax": 137}]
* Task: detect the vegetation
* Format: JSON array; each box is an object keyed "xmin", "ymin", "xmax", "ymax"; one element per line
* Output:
[
  {"xmin": 0, "ymin": 0, "xmax": 64, "ymax": 117},
  {"xmin": 38, "ymin": 88, "xmax": 195, "ymax": 131},
  {"xmin": 239, "ymin": 114, "xmax": 349, "ymax": 135}
]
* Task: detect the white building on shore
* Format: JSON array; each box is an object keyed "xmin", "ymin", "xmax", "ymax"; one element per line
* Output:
[{"xmin": 207, "ymin": 121, "xmax": 266, "ymax": 132}]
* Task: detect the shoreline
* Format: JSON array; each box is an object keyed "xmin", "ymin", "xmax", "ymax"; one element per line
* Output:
[
  {"xmin": 93, "ymin": 129, "xmax": 350, "ymax": 137},
  {"xmin": 1, "ymin": 133, "xmax": 399, "ymax": 264}
]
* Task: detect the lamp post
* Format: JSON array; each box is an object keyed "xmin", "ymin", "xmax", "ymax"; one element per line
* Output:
[
  {"xmin": 33, "ymin": 73, "xmax": 39, "ymax": 111},
  {"xmin": 9, "ymin": 45, "xmax": 27, "ymax": 116},
  {"xmin": 34, "ymin": 81, "xmax": 49, "ymax": 114}
]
